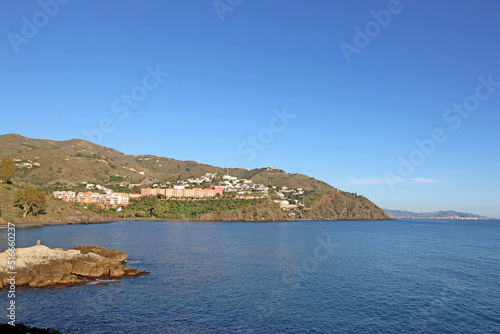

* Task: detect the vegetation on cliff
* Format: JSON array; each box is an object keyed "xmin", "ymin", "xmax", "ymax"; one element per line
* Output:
[
  {"xmin": 14, "ymin": 186, "xmax": 46, "ymax": 217},
  {"xmin": 0, "ymin": 156, "xmax": 15, "ymax": 183},
  {"xmin": 194, "ymin": 200, "xmax": 293, "ymax": 221},
  {"xmin": 0, "ymin": 183, "xmax": 112, "ymax": 224},
  {"xmin": 303, "ymin": 191, "xmax": 389, "ymax": 220},
  {"xmin": 120, "ymin": 196, "xmax": 293, "ymax": 221}
]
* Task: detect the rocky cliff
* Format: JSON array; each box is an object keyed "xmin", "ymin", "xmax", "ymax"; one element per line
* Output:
[
  {"xmin": 304, "ymin": 191, "xmax": 390, "ymax": 220},
  {"xmin": 0, "ymin": 244, "xmax": 145, "ymax": 288}
]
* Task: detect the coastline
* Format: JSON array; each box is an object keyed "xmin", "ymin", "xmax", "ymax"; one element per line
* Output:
[
  {"xmin": 3, "ymin": 217, "xmax": 497, "ymax": 229},
  {"xmin": 0, "ymin": 217, "xmax": 295, "ymax": 228},
  {"xmin": 0, "ymin": 216, "xmax": 398, "ymax": 229},
  {"xmin": 0, "ymin": 217, "xmax": 163, "ymax": 228}
]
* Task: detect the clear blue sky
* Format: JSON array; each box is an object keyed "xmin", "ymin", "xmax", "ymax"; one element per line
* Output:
[{"xmin": 1, "ymin": 0, "xmax": 499, "ymax": 218}]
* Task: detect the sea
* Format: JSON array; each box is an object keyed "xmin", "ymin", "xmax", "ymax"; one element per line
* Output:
[{"xmin": 1, "ymin": 219, "xmax": 499, "ymax": 333}]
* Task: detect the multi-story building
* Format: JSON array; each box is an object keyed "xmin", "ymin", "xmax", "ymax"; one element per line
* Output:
[
  {"xmin": 53, "ymin": 191, "xmax": 77, "ymax": 201},
  {"xmin": 140, "ymin": 185, "xmax": 223, "ymax": 198},
  {"xmin": 129, "ymin": 193, "xmax": 142, "ymax": 200},
  {"xmin": 53, "ymin": 184, "xmax": 223, "ymax": 208},
  {"xmin": 53, "ymin": 191, "xmax": 129, "ymax": 207},
  {"xmin": 140, "ymin": 188, "xmax": 164, "ymax": 196}
]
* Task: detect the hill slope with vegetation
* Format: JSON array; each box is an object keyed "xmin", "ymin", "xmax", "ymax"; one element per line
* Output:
[
  {"xmin": 0, "ymin": 133, "xmax": 332, "ymax": 192},
  {"xmin": 120, "ymin": 196, "xmax": 291, "ymax": 222},
  {"xmin": 0, "ymin": 183, "xmax": 111, "ymax": 224},
  {"xmin": 304, "ymin": 191, "xmax": 389, "ymax": 220},
  {"xmin": 0, "ymin": 134, "xmax": 389, "ymax": 223}
]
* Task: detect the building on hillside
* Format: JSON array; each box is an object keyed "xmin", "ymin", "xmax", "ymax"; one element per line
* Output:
[
  {"xmin": 53, "ymin": 190, "xmax": 129, "ymax": 207},
  {"xmin": 140, "ymin": 188, "xmax": 164, "ymax": 196},
  {"xmin": 140, "ymin": 185, "xmax": 223, "ymax": 198},
  {"xmin": 129, "ymin": 193, "xmax": 142, "ymax": 200},
  {"xmin": 223, "ymin": 175, "xmax": 238, "ymax": 181},
  {"xmin": 53, "ymin": 191, "xmax": 77, "ymax": 200}
]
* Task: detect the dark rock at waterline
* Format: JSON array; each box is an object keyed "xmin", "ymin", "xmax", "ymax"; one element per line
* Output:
[{"xmin": 0, "ymin": 323, "xmax": 63, "ymax": 334}]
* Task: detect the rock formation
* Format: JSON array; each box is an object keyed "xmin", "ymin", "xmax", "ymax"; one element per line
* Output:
[
  {"xmin": 0, "ymin": 323, "xmax": 63, "ymax": 334},
  {"xmin": 0, "ymin": 244, "xmax": 145, "ymax": 288}
]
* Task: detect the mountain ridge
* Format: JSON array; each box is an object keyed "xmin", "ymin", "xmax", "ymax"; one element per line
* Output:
[
  {"xmin": 383, "ymin": 208, "xmax": 492, "ymax": 220},
  {"xmin": 0, "ymin": 133, "xmax": 334, "ymax": 191}
]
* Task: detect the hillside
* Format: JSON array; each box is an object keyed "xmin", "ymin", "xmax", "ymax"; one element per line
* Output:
[
  {"xmin": 193, "ymin": 200, "xmax": 291, "ymax": 222},
  {"xmin": 0, "ymin": 183, "xmax": 111, "ymax": 224},
  {"xmin": 383, "ymin": 209, "xmax": 492, "ymax": 220},
  {"xmin": 304, "ymin": 191, "xmax": 389, "ymax": 220},
  {"xmin": 0, "ymin": 133, "xmax": 333, "ymax": 192},
  {"xmin": 0, "ymin": 134, "xmax": 390, "ymax": 222}
]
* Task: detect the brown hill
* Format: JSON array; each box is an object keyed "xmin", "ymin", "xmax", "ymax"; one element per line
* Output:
[
  {"xmin": 0, "ymin": 133, "xmax": 390, "ymax": 221},
  {"xmin": 304, "ymin": 191, "xmax": 389, "ymax": 220},
  {"xmin": 0, "ymin": 133, "xmax": 333, "ymax": 191}
]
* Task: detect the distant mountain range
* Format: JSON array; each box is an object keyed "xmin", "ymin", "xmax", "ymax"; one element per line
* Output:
[{"xmin": 383, "ymin": 209, "xmax": 492, "ymax": 220}]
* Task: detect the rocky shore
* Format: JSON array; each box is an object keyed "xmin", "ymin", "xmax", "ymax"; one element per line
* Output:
[
  {"xmin": 0, "ymin": 323, "xmax": 62, "ymax": 334},
  {"xmin": 0, "ymin": 244, "xmax": 146, "ymax": 288}
]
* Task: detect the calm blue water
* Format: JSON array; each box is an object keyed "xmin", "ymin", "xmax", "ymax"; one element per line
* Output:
[{"xmin": 1, "ymin": 219, "xmax": 499, "ymax": 333}]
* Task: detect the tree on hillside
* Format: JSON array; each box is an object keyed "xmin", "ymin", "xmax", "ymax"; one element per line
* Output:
[
  {"xmin": 14, "ymin": 186, "xmax": 46, "ymax": 217},
  {"xmin": 0, "ymin": 156, "xmax": 16, "ymax": 183}
]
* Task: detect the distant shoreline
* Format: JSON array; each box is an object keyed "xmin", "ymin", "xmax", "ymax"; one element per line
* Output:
[{"xmin": 390, "ymin": 217, "xmax": 495, "ymax": 220}]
